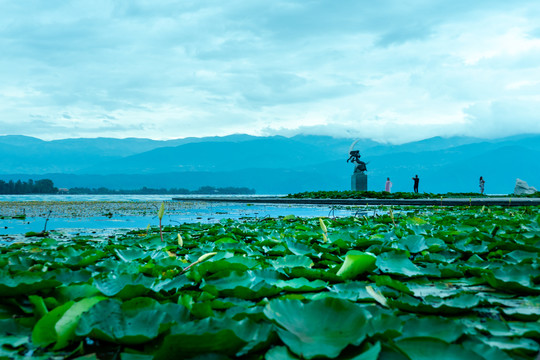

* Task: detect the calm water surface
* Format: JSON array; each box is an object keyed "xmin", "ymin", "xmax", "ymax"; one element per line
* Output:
[{"xmin": 0, "ymin": 194, "xmax": 370, "ymax": 236}]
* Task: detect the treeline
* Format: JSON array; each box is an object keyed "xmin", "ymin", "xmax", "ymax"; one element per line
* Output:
[
  {"xmin": 0, "ymin": 179, "xmax": 58, "ymax": 194},
  {"xmin": 67, "ymin": 185, "xmax": 256, "ymax": 195},
  {"xmin": 0, "ymin": 179, "xmax": 255, "ymax": 195}
]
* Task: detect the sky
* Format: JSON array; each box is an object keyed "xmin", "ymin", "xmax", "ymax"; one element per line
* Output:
[{"xmin": 1, "ymin": 0, "xmax": 540, "ymax": 143}]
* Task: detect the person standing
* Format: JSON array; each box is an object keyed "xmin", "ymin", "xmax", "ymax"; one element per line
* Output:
[
  {"xmin": 385, "ymin": 177, "xmax": 392, "ymax": 192},
  {"xmin": 479, "ymin": 176, "xmax": 485, "ymax": 194},
  {"xmin": 412, "ymin": 175, "xmax": 419, "ymax": 193}
]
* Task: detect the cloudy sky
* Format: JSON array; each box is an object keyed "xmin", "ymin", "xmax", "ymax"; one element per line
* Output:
[{"xmin": 1, "ymin": 0, "xmax": 540, "ymax": 143}]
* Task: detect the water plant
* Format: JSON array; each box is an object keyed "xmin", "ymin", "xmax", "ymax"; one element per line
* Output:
[{"xmin": 1, "ymin": 205, "xmax": 539, "ymax": 359}]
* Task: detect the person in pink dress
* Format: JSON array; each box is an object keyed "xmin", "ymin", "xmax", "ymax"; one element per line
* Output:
[{"xmin": 385, "ymin": 177, "xmax": 392, "ymax": 192}]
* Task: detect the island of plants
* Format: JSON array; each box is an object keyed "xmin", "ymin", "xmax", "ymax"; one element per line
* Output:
[
  {"xmin": 1, "ymin": 205, "xmax": 539, "ymax": 359},
  {"xmin": 286, "ymin": 190, "xmax": 539, "ymax": 199}
]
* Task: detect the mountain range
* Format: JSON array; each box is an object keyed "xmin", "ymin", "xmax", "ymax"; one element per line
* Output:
[{"xmin": 0, "ymin": 133, "xmax": 539, "ymax": 194}]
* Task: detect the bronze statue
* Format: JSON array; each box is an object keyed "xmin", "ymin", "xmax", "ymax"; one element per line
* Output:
[{"xmin": 347, "ymin": 149, "xmax": 367, "ymax": 173}]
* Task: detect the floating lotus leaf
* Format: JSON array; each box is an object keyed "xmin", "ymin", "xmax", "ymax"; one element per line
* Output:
[
  {"xmin": 263, "ymin": 298, "xmax": 369, "ymax": 359},
  {"xmin": 336, "ymin": 250, "xmax": 376, "ymax": 280},
  {"xmin": 389, "ymin": 294, "xmax": 480, "ymax": 315},
  {"xmin": 285, "ymin": 239, "xmax": 320, "ymax": 257},
  {"xmin": 154, "ymin": 318, "xmax": 272, "ymax": 359},
  {"xmin": 399, "ymin": 235, "xmax": 428, "ymax": 254},
  {"xmin": 53, "ymin": 296, "xmax": 106, "ymax": 350},
  {"xmin": 275, "ymin": 277, "xmax": 328, "ymax": 292},
  {"xmin": 76, "ymin": 297, "xmax": 189, "ymax": 345},
  {"xmin": 399, "ymin": 317, "xmax": 467, "ymax": 343},
  {"xmin": 482, "ymin": 266, "xmax": 540, "ymax": 295},
  {"xmin": 461, "ymin": 338, "xmax": 517, "ymax": 360},
  {"xmin": 376, "ymin": 252, "xmax": 430, "ymax": 277},
  {"xmin": 269, "ymin": 255, "xmax": 313, "ymax": 269},
  {"xmin": 93, "ymin": 273, "xmax": 154, "ymax": 299},
  {"xmin": 371, "ymin": 275, "xmax": 413, "ymax": 295},
  {"xmin": 349, "ymin": 342, "xmax": 381, "ymax": 360},
  {"xmin": 395, "ymin": 338, "xmax": 484, "ymax": 360},
  {"xmin": 0, "ymin": 270, "xmax": 61, "ymax": 296},
  {"xmin": 203, "ymin": 269, "xmax": 283, "ymax": 299},
  {"xmin": 194, "ymin": 255, "xmax": 260, "ymax": 277},
  {"xmin": 476, "ymin": 335, "xmax": 540, "ymax": 354}
]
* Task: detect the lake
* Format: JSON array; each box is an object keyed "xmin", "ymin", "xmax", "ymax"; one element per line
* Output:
[{"xmin": 0, "ymin": 194, "xmax": 371, "ymax": 237}]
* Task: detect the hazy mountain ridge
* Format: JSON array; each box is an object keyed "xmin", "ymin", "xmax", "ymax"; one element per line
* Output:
[{"xmin": 0, "ymin": 133, "xmax": 538, "ymax": 194}]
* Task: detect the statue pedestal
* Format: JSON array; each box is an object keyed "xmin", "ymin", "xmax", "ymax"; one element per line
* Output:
[{"xmin": 351, "ymin": 172, "xmax": 367, "ymax": 191}]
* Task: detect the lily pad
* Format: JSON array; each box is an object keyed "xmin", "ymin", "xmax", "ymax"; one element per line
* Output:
[{"xmin": 264, "ymin": 298, "xmax": 369, "ymax": 359}]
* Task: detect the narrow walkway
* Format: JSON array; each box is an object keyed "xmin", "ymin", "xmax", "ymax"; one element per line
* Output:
[{"xmin": 172, "ymin": 196, "xmax": 540, "ymax": 207}]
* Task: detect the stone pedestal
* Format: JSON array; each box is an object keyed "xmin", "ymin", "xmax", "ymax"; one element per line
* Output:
[{"xmin": 351, "ymin": 172, "xmax": 367, "ymax": 191}]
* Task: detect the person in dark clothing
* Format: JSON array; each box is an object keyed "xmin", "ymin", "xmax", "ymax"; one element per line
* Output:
[{"xmin": 412, "ymin": 175, "xmax": 419, "ymax": 193}]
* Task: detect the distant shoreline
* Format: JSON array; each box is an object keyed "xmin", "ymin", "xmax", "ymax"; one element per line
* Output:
[{"xmin": 172, "ymin": 196, "xmax": 540, "ymax": 207}]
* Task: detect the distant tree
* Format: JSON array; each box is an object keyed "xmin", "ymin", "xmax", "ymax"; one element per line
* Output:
[{"xmin": 0, "ymin": 178, "xmax": 58, "ymax": 194}]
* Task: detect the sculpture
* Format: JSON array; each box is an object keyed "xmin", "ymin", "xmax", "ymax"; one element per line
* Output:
[
  {"xmin": 348, "ymin": 140, "xmax": 368, "ymax": 191},
  {"xmin": 346, "ymin": 149, "xmax": 367, "ymax": 173}
]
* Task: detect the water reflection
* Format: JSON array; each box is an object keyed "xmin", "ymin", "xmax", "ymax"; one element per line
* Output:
[{"xmin": 1, "ymin": 201, "xmax": 370, "ymax": 236}]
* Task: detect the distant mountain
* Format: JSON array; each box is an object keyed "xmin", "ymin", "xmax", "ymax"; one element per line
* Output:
[
  {"xmin": 78, "ymin": 136, "xmax": 352, "ymax": 174},
  {"xmin": 0, "ymin": 133, "xmax": 539, "ymax": 194},
  {"xmin": 0, "ymin": 134, "xmax": 259, "ymax": 173}
]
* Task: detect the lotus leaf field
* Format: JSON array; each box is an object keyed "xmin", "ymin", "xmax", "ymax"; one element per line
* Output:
[{"xmin": 1, "ymin": 205, "xmax": 540, "ymax": 359}]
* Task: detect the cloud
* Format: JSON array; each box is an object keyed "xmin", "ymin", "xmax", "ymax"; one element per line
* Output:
[{"xmin": 0, "ymin": 0, "xmax": 540, "ymax": 142}]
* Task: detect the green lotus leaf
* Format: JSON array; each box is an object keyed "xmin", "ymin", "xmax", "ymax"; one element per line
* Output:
[
  {"xmin": 51, "ymin": 268, "xmax": 92, "ymax": 285},
  {"xmin": 55, "ymin": 284, "xmax": 102, "ymax": 302},
  {"xmin": 371, "ymin": 275, "xmax": 413, "ymax": 295},
  {"xmin": 503, "ymin": 250, "xmax": 538, "ymax": 264},
  {"xmin": 336, "ymin": 251, "xmax": 376, "ymax": 279},
  {"xmin": 93, "ymin": 273, "xmax": 154, "ymax": 299},
  {"xmin": 468, "ymin": 317, "xmax": 540, "ymax": 339},
  {"xmin": 76, "ymin": 249, "xmax": 108, "ymax": 266},
  {"xmin": 60, "ymin": 248, "xmax": 108, "ymax": 267},
  {"xmin": 399, "ymin": 317, "xmax": 467, "ymax": 343},
  {"xmin": 194, "ymin": 255, "xmax": 260, "ymax": 278},
  {"xmin": 265, "ymin": 346, "xmax": 299, "ymax": 360},
  {"xmin": 263, "ymin": 298, "xmax": 369, "ymax": 359},
  {"xmin": 284, "ymin": 266, "xmax": 342, "ymax": 282},
  {"xmin": 119, "ymin": 353, "xmax": 155, "ymax": 360},
  {"xmin": 453, "ymin": 239, "xmax": 489, "ymax": 255},
  {"xmin": 1, "ymin": 318, "xmax": 33, "ymax": 350},
  {"xmin": 53, "ymin": 296, "xmax": 106, "ymax": 350},
  {"xmin": 76, "ymin": 297, "xmax": 189, "ymax": 345},
  {"xmin": 425, "ymin": 237, "xmax": 447, "ymax": 252},
  {"xmin": 327, "ymin": 281, "xmax": 375, "ymax": 301},
  {"xmin": 399, "ymin": 235, "xmax": 428, "ymax": 254},
  {"xmin": 482, "ymin": 266, "xmax": 540, "ymax": 295},
  {"xmin": 270, "ymin": 255, "xmax": 313, "ymax": 269},
  {"xmin": 438, "ymin": 263, "xmax": 465, "ymax": 277},
  {"xmin": 28, "ymin": 295, "xmax": 48, "ymax": 319},
  {"xmin": 0, "ymin": 270, "xmax": 61, "ymax": 296},
  {"xmin": 151, "ymin": 275, "xmax": 192, "ymax": 293},
  {"xmin": 365, "ymin": 308, "xmax": 403, "ymax": 339},
  {"xmin": 476, "ymin": 334, "xmax": 540, "ymax": 354},
  {"xmin": 275, "ymin": 277, "xmax": 328, "ymax": 292},
  {"xmin": 389, "ymin": 294, "xmax": 480, "ymax": 315},
  {"xmin": 203, "ymin": 269, "xmax": 283, "ymax": 299},
  {"xmin": 500, "ymin": 305, "xmax": 540, "ymax": 321},
  {"xmin": 32, "ymin": 301, "xmax": 74, "ymax": 348},
  {"xmin": 507, "ymin": 321, "xmax": 540, "ymax": 338},
  {"xmin": 376, "ymin": 251, "xmax": 431, "ymax": 277},
  {"xmin": 154, "ymin": 318, "xmax": 272, "ymax": 359},
  {"xmin": 349, "ymin": 342, "xmax": 381, "ymax": 360},
  {"xmin": 461, "ymin": 338, "xmax": 516, "ymax": 360},
  {"xmin": 285, "ymin": 239, "xmax": 320, "ymax": 257},
  {"xmin": 406, "ymin": 282, "xmax": 464, "ymax": 298},
  {"xmin": 395, "ymin": 338, "xmax": 484, "ymax": 360},
  {"xmin": 114, "ymin": 248, "xmax": 149, "ymax": 262}
]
